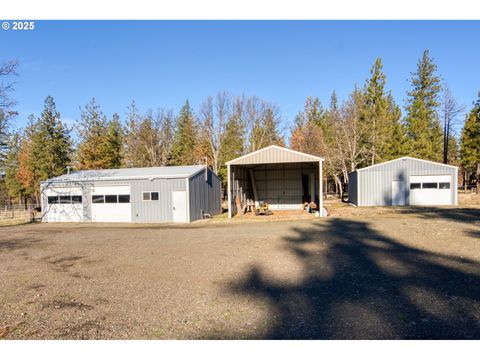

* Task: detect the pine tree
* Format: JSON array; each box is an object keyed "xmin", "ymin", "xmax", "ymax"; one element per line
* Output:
[
  {"xmin": 383, "ymin": 95, "xmax": 409, "ymax": 160},
  {"xmin": 362, "ymin": 58, "xmax": 389, "ymax": 164},
  {"xmin": 36, "ymin": 96, "xmax": 71, "ymax": 177},
  {"xmin": 447, "ymin": 134, "xmax": 460, "ymax": 165},
  {"xmin": 76, "ymin": 98, "xmax": 110, "ymax": 169},
  {"xmin": 171, "ymin": 100, "xmax": 198, "ymax": 166},
  {"xmin": 404, "ymin": 50, "xmax": 443, "ymax": 161},
  {"xmin": 460, "ymin": 93, "xmax": 480, "ymax": 189},
  {"xmin": 218, "ymin": 105, "xmax": 245, "ymax": 182},
  {"xmin": 103, "ymin": 113, "xmax": 124, "ymax": 168},
  {"xmin": 4, "ymin": 133, "xmax": 27, "ymax": 203},
  {"xmin": 14, "ymin": 97, "xmax": 72, "ymax": 203}
]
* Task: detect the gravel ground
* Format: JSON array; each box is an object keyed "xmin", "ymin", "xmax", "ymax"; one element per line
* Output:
[{"xmin": 1, "ymin": 206, "xmax": 479, "ymax": 339}]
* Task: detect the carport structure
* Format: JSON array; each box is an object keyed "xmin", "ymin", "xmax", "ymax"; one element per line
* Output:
[{"xmin": 226, "ymin": 145, "xmax": 325, "ymax": 218}]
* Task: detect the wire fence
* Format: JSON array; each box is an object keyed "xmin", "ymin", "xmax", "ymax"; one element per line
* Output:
[{"xmin": 0, "ymin": 204, "xmax": 41, "ymax": 223}]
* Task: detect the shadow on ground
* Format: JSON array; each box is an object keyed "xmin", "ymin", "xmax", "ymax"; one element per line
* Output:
[
  {"xmin": 212, "ymin": 211, "xmax": 480, "ymax": 339},
  {"xmin": 398, "ymin": 207, "xmax": 480, "ymax": 224}
]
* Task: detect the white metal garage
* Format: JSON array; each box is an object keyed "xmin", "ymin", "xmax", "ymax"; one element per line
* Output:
[
  {"xmin": 91, "ymin": 185, "xmax": 131, "ymax": 222},
  {"xmin": 40, "ymin": 165, "xmax": 222, "ymax": 223},
  {"xmin": 348, "ymin": 157, "xmax": 458, "ymax": 207},
  {"xmin": 45, "ymin": 187, "xmax": 83, "ymax": 222}
]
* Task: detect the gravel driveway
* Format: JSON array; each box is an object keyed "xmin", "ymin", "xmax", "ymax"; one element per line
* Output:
[{"xmin": 1, "ymin": 207, "xmax": 479, "ymax": 339}]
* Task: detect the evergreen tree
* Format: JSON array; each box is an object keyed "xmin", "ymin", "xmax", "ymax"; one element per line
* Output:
[
  {"xmin": 404, "ymin": 50, "xmax": 443, "ymax": 161},
  {"xmin": 76, "ymin": 98, "xmax": 110, "ymax": 169},
  {"xmin": 4, "ymin": 133, "xmax": 27, "ymax": 203},
  {"xmin": 171, "ymin": 100, "xmax": 198, "ymax": 166},
  {"xmin": 383, "ymin": 94, "xmax": 409, "ymax": 160},
  {"xmin": 14, "ymin": 97, "xmax": 72, "ymax": 203},
  {"xmin": 103, "ymin": 113, "xmax": 124, "ymax": 168},
  {"xmin": 361, "ymin": 58, "xmax": 399, "ymax": 165},
  {"xmin": 218, "ymin": 105, "xmax": 245, "ymax": 182},
  {"xmin": 35, "ymin": 96, "xmax": 71, "ymax": 177},
  {"xmin": 446, "ymin": 134, "xmax": 460, "ymax": 166},
  {"xmin": 460, "ymin": 93, "xmax": 480, "ymax": 189},
  {"xmin": 15, "ymin": 118, "xmax": 36, "ymax": 201}
]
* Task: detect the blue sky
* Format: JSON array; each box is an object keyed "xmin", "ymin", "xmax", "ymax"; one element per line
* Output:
[{"xmin": 2, "ymin": 20, "xmax": 480, "ymax": 137}]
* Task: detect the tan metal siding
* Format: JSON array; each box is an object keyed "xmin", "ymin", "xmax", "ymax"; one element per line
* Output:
[{"xmin": 229, "ymin": 146, "xmax": 322, "ymax": 165}]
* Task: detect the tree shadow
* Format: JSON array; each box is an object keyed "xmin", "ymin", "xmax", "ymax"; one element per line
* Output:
[
  {"xmin": 0, "ymin": 238, "xmax": 42, "ymax": 252},
  {"xmin": 398, "ymin": 207, "xmax": 480, "ymax": 225},
  {"xmin": 216, "ymin": 218, "xmax": 480, "ymax": 339}
]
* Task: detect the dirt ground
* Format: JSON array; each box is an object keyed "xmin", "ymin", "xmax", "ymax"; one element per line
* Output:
[{"xmin": 1, "ymin": 199, "xmax": 479, "ymax": 339}]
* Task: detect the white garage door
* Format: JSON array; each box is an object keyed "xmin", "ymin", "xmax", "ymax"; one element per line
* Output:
[
  {"xmin": 45, "ymin": 187, "xmax": 84, "ymax": 222},
  {"xmin": 409, "ymin": 175, "xmax": 453, "ymax": 206},
  {"xmin": 91, "ymin": 185, "xmax": 131, "ymax": 222}
]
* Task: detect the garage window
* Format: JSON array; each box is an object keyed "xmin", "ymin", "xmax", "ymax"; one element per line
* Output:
[
  {"xmin": 439, "ymin": 182, "xmax": 451, "ymax": 189},
  {"xmin": 118, "ymin": 195, "xmax": 130, "ymax": 203},
  {"xmin": 410, "ymin": 183, "xmax": 421, "ymax": 190},
  {"xmin": 71, "ymin": 195, "xmax": 83, "ymax": 204},
  {"xmin": 105, "ymin": 195, "xmax": 118, "ymax": 203},
  {"xmin": 422, "ymin": 182, "xmax": 438, "ymax": 189},
  {"xmin": 142, "ymin": 191, "xmax": 159, "ymax": 201},
  {"xmin": 59, "ymin": 195, "xmax": 72, "ymax": 204},
  {"xmin": 92, "ymin": 195, "xmax": 105, "ymax": 203},
  {"xmin": 48, "ymin": 196, "xmax": 59, "ymax": 204}
]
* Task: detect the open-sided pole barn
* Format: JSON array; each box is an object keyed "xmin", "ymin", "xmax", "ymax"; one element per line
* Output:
[{"xmin": 226, "ymin": 145, "xmax": 324, "ymax": 217}]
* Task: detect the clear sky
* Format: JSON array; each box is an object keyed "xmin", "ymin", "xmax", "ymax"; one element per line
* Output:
[{"xmin": 2, "ymin": 20, "xmax": 480, "ymax": 137}]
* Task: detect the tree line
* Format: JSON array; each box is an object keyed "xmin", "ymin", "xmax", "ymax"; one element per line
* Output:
[
  {"xmin": 1, "ymin": 50, "xmax": 479, "ymax": 205},
  {"xmin": 291, "ymin": 50, "xmax": 479, "ymax": 196}
]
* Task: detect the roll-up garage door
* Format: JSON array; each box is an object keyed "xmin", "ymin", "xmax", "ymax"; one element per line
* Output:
[
  {"xmin": 91, "ymin": 185, "xmax": 131, "ymax": 222},
  {"xmin": 409, "ymin": 175, "xmax": 453, "ymax": 206},
  {"xmin": 45, "ymin": 187, "xmax": 84, "ymax": 222}
]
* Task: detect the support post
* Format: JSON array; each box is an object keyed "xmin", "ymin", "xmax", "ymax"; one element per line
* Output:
[
  {"xmin": 319, "ymin": 160, "xmax": 324, "ymax": 217},
  {"xmin": 227, "ymin": 164, "xmax": 232, "ymax": 218},
  {"xmin": 249, "ymin": 168, "xmax": 258, "ymax": 202}
]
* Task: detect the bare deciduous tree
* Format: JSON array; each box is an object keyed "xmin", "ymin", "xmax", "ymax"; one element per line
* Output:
[
  {"xmin": 0, "ymin": 60, "xmax": 19, "ymax": 166},
  {"xmin": 124, "ymin": 103, "xmax": 175, "ymax": 167},
  {"xmin": 244, "ymin": 96, "xmax": 283, "ymax": 152},
  {"xmin": 441, "ymin": 85, "xmax": 465, "ymax": 164},
  {"xmin": 199, "ymin": 91, "xmax": 231, "ymax": 175}
]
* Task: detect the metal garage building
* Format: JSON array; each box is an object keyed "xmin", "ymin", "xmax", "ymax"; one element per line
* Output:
[
  {"xmin": 40, "ymin": 165, "xmax": 222, "ymax": 223},
  {"xmin": 226, "ymin": 145, "xmax": 325, "ymax": 217},
  {"xmin": 348, "ymin": 157, "xmax": 458, "ymax": 207}
]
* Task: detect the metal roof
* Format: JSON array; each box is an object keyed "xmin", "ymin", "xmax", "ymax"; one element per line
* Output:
[
  {"xmin": 351, "ymin": 156, "xmax": 458, "ymax": 174},
  {"xmin": 43, "ymin": 165, "xmax": 207, "ymax": 183},
  {"xmin": 226, "ymin": 145, "xmax": 324, "ymax": 166}
]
